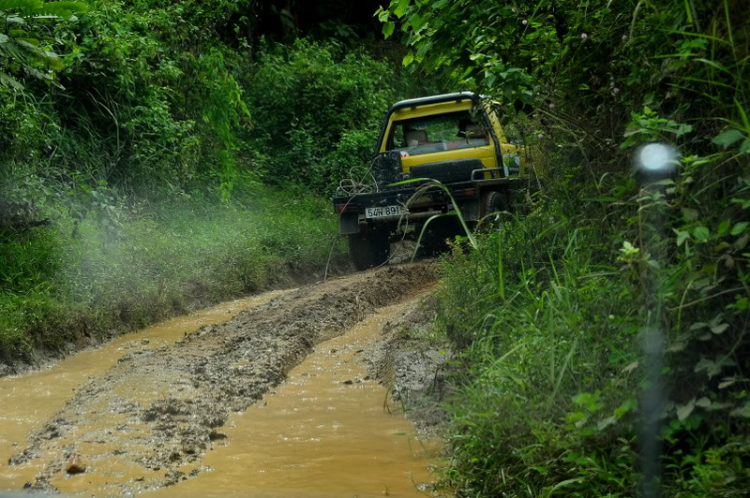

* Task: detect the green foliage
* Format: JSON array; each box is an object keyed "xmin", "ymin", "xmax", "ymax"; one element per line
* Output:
[
  {"xmin": 0, "ymin": 0, "xmax": 86, "ymax": 89},
  {"xmin": 434, "ymin": 159, "xmax": 750, "ymax": 494},
  {"xmin": 0, "ymin": 0, "xmax": 254, "ymax": 195},
  {"xmin": 242, "ymin": 38, "xmax": 399, "ymax": 192},
  {"xmin": 435, "ymin": 205, "xmax": 642, "ymax": 496},
  {"xmin": 0, "ymin": 177, "xmax": 345, "ymax": 362},
  {"xmin": 2, "ymin": 0, "xmax": 429, "ymax": 199},
  {"xmin": 52, "ymin": 0, "xmax": 256, "ymax": 192},
  {"xmin": 378, "ymin": 1, "xmax": 750, "ymax": 496},
  {"xmin": 621, "ymin": 106, "xmax": 693, "ymax": 149}
]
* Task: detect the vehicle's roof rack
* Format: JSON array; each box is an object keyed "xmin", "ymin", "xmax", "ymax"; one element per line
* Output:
[{"xmin": 388, "ymin": 92, "xmax": 477, "ymax": 114}]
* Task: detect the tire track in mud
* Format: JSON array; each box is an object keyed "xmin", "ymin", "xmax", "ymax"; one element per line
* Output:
[{"xmin": 9, "ymin": 263, "xmax": 436, "ymax": 495}]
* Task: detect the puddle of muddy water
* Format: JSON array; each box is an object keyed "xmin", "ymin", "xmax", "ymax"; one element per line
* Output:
[
  {"xmin": 150, "ymin": 299, "xmax": 440, "ymax": 498},
  {"xmin": 0, "ymin": 290, "xmax": 291, "ymax": 491}
]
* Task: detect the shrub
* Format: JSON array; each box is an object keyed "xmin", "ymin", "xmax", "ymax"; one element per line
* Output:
[{"xmin": 241, "ymin": 38, "xmax": 399, "ymax": 192}]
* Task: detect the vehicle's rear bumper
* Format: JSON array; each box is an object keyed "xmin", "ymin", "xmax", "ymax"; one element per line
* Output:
[{"xmin": 333, "ymin": 178, "xmax": 521, "ymax": 234}]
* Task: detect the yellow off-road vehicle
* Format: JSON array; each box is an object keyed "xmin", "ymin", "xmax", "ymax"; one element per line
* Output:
[{"xmin": 334, "ymin": 92, "xmax": 530, "ymax": 270}]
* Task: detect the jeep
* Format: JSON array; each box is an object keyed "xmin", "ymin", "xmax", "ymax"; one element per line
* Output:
[{"xmin": 334, "ymin": 92, "xmax": 530, "ymax": 270}]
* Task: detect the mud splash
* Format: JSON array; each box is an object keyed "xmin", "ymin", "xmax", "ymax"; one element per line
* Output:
[
  {"xmin": 152, "ymin": 297, "xmax": 439, "ymax": 498},
  {"xmin": 0, "ymin": 290, "xmax": 291, "ymax": 491}
]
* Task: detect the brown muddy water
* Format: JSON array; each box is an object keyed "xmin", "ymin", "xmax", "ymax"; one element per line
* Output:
[
  {"xmin": 0, "ymin": 290, "xmax": 291, "ymax": 491},
  {"xmin": 151, "ymin": 298, "xmax": 439, "ymax": 498},
  {"xmin": 0, "ymin": 272, "xmax": 440, "ymax": 497}
]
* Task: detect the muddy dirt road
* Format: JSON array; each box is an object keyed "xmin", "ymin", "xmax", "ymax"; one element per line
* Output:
[{"xmin": 0, "ymin": 263, "xmax": 439, "ymax": 497}]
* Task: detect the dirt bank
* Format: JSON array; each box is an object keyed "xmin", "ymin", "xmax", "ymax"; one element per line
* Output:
[
  {"xmin": 365, "ymin": 294, "xmax": 452, "ymax": 437},
  {"xmin": 8, "ymin": 263, "xmax": 436, "ymax": 495},
  {"xmin": 0, "ymin": 259, "xmax": 352, "ymax": 380}
]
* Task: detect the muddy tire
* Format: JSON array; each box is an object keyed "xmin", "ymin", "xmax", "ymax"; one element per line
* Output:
[
  {"xmin": 419, "ymin": 217, "xmax": 462, "ymax": 256},
  {"xmin": 478, "ymin": 190, "xmax": 510, "ymax": 229},
  {"xmin": 348, "ymin": 226, "xmax": 391, "ymax": 271}
]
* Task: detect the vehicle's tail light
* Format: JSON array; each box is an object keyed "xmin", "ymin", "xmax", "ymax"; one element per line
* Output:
[{"xmin": 336, "ymin": 203, "xmax": 358, "ymax": 212}]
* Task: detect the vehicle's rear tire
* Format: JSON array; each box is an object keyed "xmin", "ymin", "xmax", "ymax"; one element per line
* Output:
[
  {"xmin": 348, "ymin": 226, "xmax": 391, "ymax": 271},
  {"xmin": 478, "ymin": 190, "xmax": 510, "ymax": 230},
  {"xmin": 419, "ymin": 217, "xmax": 462, "ymax": 256}
]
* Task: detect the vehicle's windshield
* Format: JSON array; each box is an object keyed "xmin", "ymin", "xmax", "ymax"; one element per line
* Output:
[{"xmin": 388, "ymin": 111, "xmax": 490, "ymax": 156}]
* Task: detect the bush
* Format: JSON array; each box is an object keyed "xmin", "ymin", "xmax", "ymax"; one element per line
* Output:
[
  {"xmin": 241, "ymin": 38, "xmax": 399, "ymax": 192},
  {"xmin": 434, "ymin": 198, "xmax": 636, "ymax": 494},
  {"xmin": 431, "ymin": 149, "xmax": 749, "ymax": 496}
]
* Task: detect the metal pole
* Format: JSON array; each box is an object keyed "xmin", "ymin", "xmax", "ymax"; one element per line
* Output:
[{"xmin": 634, "ymin": 143, "xmax": 678, "ymax": 498}]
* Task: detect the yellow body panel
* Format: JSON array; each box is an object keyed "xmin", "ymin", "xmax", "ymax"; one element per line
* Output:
[
  {"xmin": 400, "ymin": 147, "xmax": 496, "ymax": 172},
  {"xmin": 379, "ymin": 98, "xmax": 527, "ymax": 177}
]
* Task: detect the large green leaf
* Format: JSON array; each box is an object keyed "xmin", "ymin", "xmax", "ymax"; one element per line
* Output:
[
  {"xmin": 0, "ymin": 0, "xmax": 86, "ymax": 17},
  {"xmin": 693, "ymin": 226, "xmax": 710, "ymax": 241},
  {"xmin": 382, "ymin": 21, "xmax": 395, "ymax": 39},
  {"xmin": 0, "ymin": 71, "xmax": 23, "ymax": 89},
  {"xmin": 713, "ymin": 129, "xmax": 744, "ymax": 148},
  {"xmin": 393, "ymin": 0, "xmax": 410, "ymax": 18}
]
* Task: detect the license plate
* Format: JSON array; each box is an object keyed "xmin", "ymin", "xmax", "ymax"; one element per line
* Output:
[{"xmin": 365, "ymin": 205, "xmax": 405, "ymax": 219}]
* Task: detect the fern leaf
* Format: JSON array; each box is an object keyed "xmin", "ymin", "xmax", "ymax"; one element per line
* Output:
[
  {"xmin": 0, "ymin": 0, "xmax": 43, "ymax": 16},
  {"xmin": 37, "ymin": 1, "xmax": 87, "ymax": 19},
  {"xmin": 0, "ymin": 71, "xmax": 24, "ymax": 90}
]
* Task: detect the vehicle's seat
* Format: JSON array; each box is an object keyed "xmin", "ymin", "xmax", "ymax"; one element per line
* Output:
[{"xmin": 405, "ymin": 129, "xmax": 428, "ymax": 146}]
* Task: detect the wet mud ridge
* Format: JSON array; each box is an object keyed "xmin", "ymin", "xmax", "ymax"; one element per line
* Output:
[
  {"xmin": 365, "ymin": 295, "xmax": 451, "ymax": 438},
  {"xmin": 9, "ymin": 263, "xmax": 436, "ymax": 495}
]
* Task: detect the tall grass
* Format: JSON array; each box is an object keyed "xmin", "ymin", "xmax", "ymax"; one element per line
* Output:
[
  {"xmin": 431, "ymin": 151, "xmax": 750, "ymax": 495},
  {"xmin": 0, "ymin": 179, "xmax": 346, "ymax": 363},
  {"xmin": 434, "ymin": 205, "xmax": 643, "ymax": 495}
]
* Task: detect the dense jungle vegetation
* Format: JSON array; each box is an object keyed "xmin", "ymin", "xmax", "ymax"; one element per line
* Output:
[
  {"xmin": 376, "ymin": 0, "xmax": 749, "ymax": 496},
  {"xmin": 0, "ymin": 0, "xmax": 432, "ymax": 362},
  {"xmin": 2, "ymin": 0, "xmax": 749, "ymax": 496}
]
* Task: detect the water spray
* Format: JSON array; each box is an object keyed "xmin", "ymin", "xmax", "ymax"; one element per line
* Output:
[{"xmin": 634, "ymin": 142, "xmax": 679, "ymax": 498}]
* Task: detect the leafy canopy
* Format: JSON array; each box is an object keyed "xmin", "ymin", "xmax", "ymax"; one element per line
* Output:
[{"xmin": 0, "ymin": 0, "xmax": 87, "ymax": 89}]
